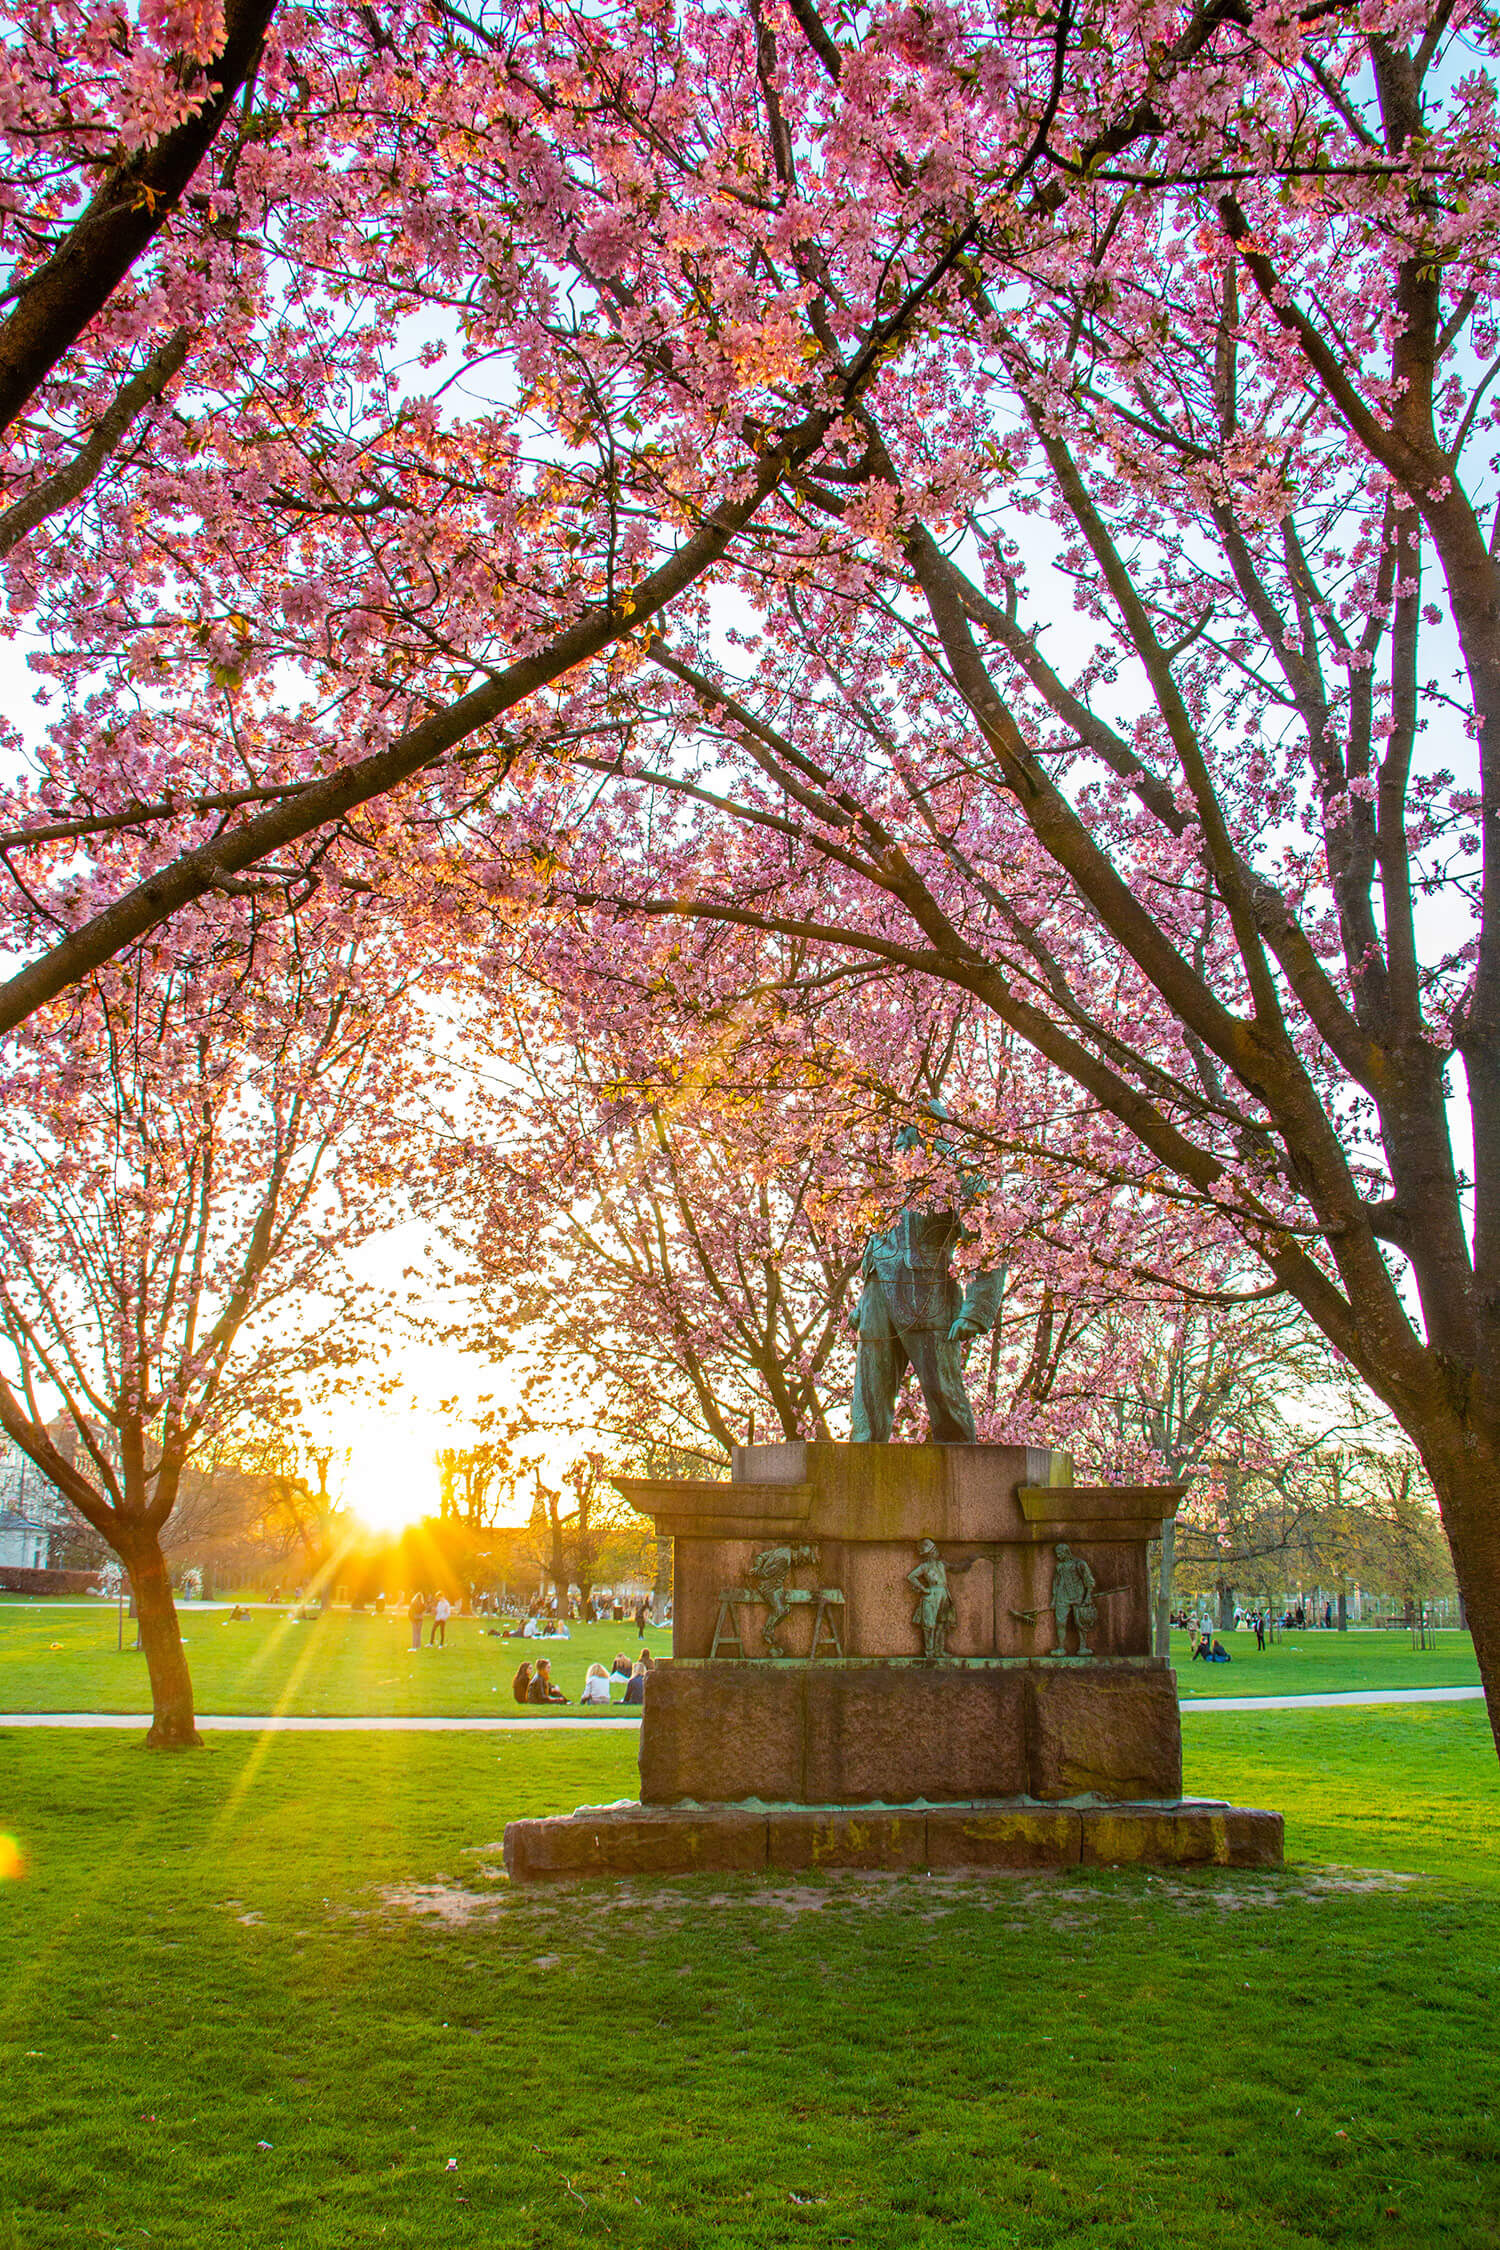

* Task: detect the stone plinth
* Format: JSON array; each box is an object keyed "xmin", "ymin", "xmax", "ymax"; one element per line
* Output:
[
  {"xmin": 617, "ymin": 1441, "xmax": 1180, "ymax": 1666},
  {"xmin": 503, "ymin": 1801, "xmax": 1285, "ymax": 1882},
  {"xmin": 613, "ymin": 1441, "xmax": 1189, "ymax": 1811},
  {"xmin": 638, "ymin": 1658, "xmax": 1179, "ymax": 1805},
  {"xmin": 495, "ymin": 1440, "xmax": 1280, "ymax": 1882}
]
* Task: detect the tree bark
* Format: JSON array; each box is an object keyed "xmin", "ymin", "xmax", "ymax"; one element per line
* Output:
[
  {"xmin": 0, "ymin": 0, "xmax": 277, "ymax": 438},
  {"xmin": 1412, "ymin": 1416, "xmax": 1500, "ymax": 1734},
  {"xmin": 120, "ymin": 1529, "xmax": 200, "ymax": 1747}
]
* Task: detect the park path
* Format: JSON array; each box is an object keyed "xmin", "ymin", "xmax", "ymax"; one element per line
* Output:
[
  {"xmin": 1180, "ymin": 1685, "xmax": 1483, "ymax": 1713},
  {"xmin": 0, "ymin": 1711, "xmax": 641, "ymax": 1730},
  {"xmin": 0, "ymin": 1685, "xmax": 1485, "ymax": 1728}
]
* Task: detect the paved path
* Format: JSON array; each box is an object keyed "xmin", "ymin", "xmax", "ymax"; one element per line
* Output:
[
  {"xmin": 1181, "ymin": 1685, "xmax": 1483, "ymax": 1713},
  {"xmin": 0, "ymin": 1685, "xmax": 1484, "ymax": 1728},
  {"xmin": 0, "ymin": 1712, "xmax": 642, "ymax": 1731}
]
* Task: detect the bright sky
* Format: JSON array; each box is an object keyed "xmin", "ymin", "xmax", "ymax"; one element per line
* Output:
[{"xmin": 315, "ymin": 1222, "xmax": 603, "ymax": 1533}]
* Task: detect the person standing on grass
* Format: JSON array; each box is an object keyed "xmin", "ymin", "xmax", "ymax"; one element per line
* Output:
[
  {"xmin": 431, "ymin": 1592, "xmax": 451, "ymax": 1648},
  {"xmin": 1255, "ymin": 1614, "xmax": 1266, "ymax": 1651},
  {"xmin": 635, "ymin": 1596, "xmax": 649, "ymax": 1638},
  {"xmin": 408, "ymin": 1589, "xmax": 426, "ymax": 1652}
]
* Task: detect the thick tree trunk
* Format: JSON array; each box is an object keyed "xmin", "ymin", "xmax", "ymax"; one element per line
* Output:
[
  {"xmin": 1216, "ymin": 1579, "xmax": 1236, "ymax": 1632},
  {"xmin": 121, "ymin": 1531, "xmax": 200, "ymax": 1748},
  {"xmin": 1418, "ymin": 1419, "xmax": 1500, "ymax": 1757}
]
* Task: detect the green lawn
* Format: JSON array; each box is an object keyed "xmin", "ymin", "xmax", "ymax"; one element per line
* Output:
[
  {"xmin": 0, "ymin": 1606, "xmax": 663, "ymax": 1716},
  {"xmin": 0, "ymin": 1707, "xmax": 1497, "ymax": 2249},
  {"xmin": 0, "ymin": 1605, "xmax": 1480, "ymax": 1717},
  {"xmin": 1172, "ymin": 1624, "xmax": 1480, "ymax": 1697}
]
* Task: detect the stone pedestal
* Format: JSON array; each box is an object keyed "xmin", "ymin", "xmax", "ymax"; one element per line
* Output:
[
  {"xmin": 501, "ymin": 1442, "xmax": 1282, "ymax": 1879},
  {"xmin": 503, "ymin": 1801, "xmax": 1285, "ymax": 1881},
  {"xmin": 636, "ymin": 1658, "xmax": 1182, "ymax": 1804}
]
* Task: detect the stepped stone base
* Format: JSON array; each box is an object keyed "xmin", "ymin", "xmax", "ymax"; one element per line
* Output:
[{"xmin": 502, "ymin": 1799, "xmax": 1283, "ymax": 1883}]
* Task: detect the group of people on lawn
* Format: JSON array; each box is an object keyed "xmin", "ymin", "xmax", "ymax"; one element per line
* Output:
[{"xmin": 512, "ymin": 1649, "xmax": 654, "ymax": 1705}]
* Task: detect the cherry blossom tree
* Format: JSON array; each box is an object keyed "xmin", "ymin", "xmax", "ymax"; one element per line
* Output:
[
  {"xmin": 0, "ymin": 0, "xmax": 1401, "ymax": 1038},
  {"xmin": 438, "ymin": 909, "xmax": 1275, "ymax": 1482},
  {"xmin": 0, "ymin": 0, "xmax": 278, "ymax": 442},
  {"xmin": 449, "ymin": 1, "xmax": 1500, "ymax": 1750},
  {"xmin": 0, "ymin": 918, "xmax": 429, "ymax": 1743}
]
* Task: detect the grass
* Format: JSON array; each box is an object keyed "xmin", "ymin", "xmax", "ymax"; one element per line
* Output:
[
  {"xmin": 0, "ymin": 1706, "xmax": 1497, "ymax": 2249},
  {"xmin": 1171, "ymin": 1625, "xmax": 1480, "ymax": 1699},
  {"xmin": 1183, "ymin": 1702, "xmax": 1500, "ymax": 1889},
  {"xmin": 0, "ymin": 1605, "xmax": 1479, "ymax": 1717},
  {"xmin": 0, "ymin": 1606, "xmax": 663, "ymax": 1717}
]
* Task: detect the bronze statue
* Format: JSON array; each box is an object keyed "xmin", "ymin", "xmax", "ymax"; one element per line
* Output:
[
  {"xmin": 747, "ymin": 1541, "xmax": 819, "ymax": 1656},
  {"xmin": 1049, "ymin": 1543, "xmax": 1097, "ymax": 1657},
  {"xmin": 850, "ymin": 1106, "xmax": 1002, "ymax": 1443},
  {"xmin": 906, "ymin": 1538, "xmax": 974, "ymax": 1659}
]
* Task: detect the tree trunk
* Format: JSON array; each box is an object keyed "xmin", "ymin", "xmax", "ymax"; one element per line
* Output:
[
  {"xmin": 1154, "ymin": 1518, "xmax": 1175, "ymax": 1659},
  {"xmin": 1337, "ymin": 1589, "xmax": 1348, "ymax": 1632},
  {"xmin": 1416, "ymin": 1422, "xmax": 1500, "ymax": 1751},
  {"xmin": 1216, "ymin": 1579, "xmax": 1236, "ymax": 1632},
  {"xmin": 122, "ymin": 1529, "xmax": 200, "ymax": 1748}
]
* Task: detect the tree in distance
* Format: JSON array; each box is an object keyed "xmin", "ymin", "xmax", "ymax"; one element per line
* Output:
[{"xmin": 0, "ymin": 920, "xmax": 430, "ymax": 1743}]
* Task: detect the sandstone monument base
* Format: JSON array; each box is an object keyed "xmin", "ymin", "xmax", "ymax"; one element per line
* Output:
[
  {"xmin": 502, "ymin": 1442, "xmax": 1283, "ymax": 1882},
  {"xmin": 504, "ymin": 1798, "xmax": 1283, "ymax": 1882}
]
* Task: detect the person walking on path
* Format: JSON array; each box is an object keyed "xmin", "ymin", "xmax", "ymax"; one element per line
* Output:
[
  {"xmin": 430, "ymin": 1593, "xmax": 451, "ymax": 1648},
  {"xmin": 408, "ymin": 1590, "xmax": 426, "ymax": 1651}
]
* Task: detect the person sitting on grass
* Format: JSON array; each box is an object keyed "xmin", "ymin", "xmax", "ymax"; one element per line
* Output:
[
  {"xmin": 527, "ymin": 1657, "xmax": 568, "ymax": 1704},
  {"xmin": 1189, "ymin": 1631, "xmax": 1208, "ymax": 1661},
  {"xmin": 610, "ymin": 1650, "xmax": 634, "ymax": 1680},
  {"xmin": 580, "ymin": 1662, "xmax": 613, "ymax": 1705},
  {"xmin": 1209, "ymin": 1638, "xmax": 1231, "ymax": 1663},
  {"xmin": 621, "ymin": 1660, "xmax": 647, "ymax": 1706},
  {"xmin": 512, "ymin": 1661, "xmax": 533, "ymax": 1704}
]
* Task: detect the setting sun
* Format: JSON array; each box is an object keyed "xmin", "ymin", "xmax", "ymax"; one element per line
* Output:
[{"xmin": 343, "ymin": 1421, "xmax": 442, "ymax": 1532}]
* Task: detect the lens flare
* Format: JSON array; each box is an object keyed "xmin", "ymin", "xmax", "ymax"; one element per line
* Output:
[{"xmin": 0, "ymin": 1834, "xmax": 25, "ymax": 1881}]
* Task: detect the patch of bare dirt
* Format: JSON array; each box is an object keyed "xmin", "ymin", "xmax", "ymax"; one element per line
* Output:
[
  {"xmin": 377, "ymin": 1883, "xmax": 508, "ymax": 1926},
  {"xmin": 365, "ymin": 1859, "xmax": 1421, "ymax": 1933}
]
